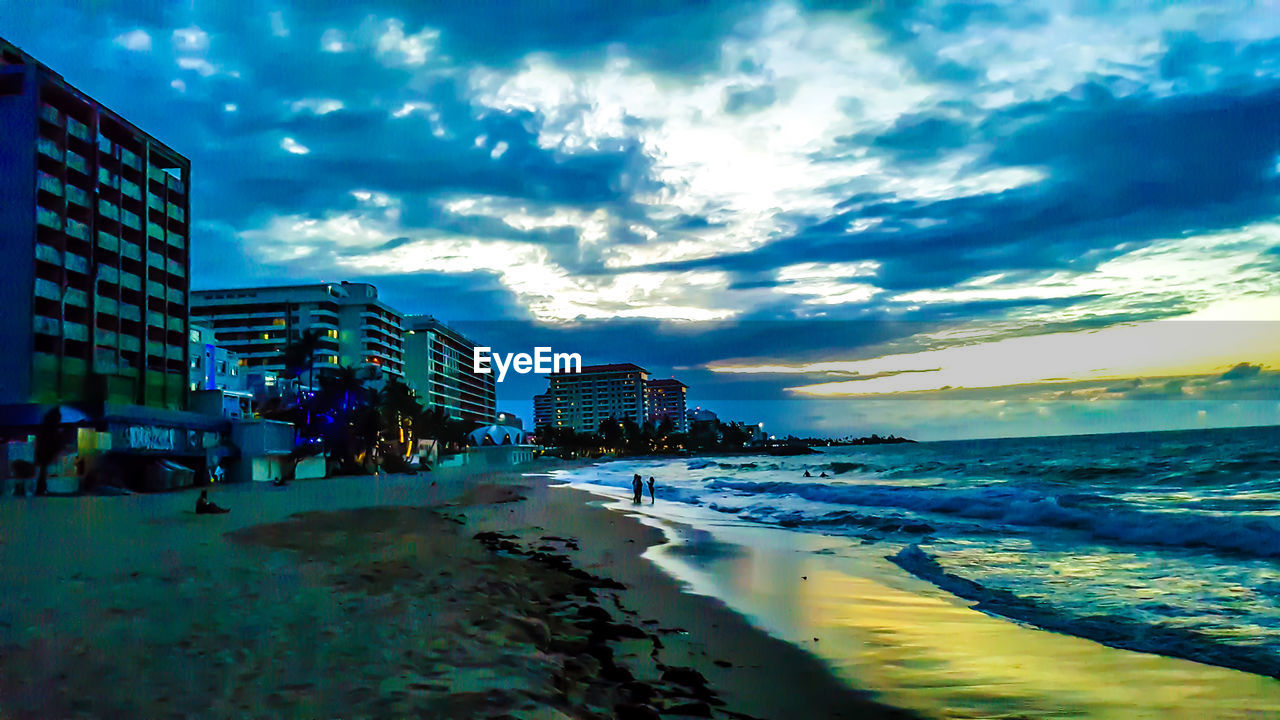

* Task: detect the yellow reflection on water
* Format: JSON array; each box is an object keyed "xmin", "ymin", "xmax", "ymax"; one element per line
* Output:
[{"xmin": 646, "ymin": 523, "xmax": 1280, "ymax": 720}]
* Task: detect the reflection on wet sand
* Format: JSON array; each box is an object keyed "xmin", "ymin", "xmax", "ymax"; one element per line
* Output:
[{"xmin": 641, "ymin": 517, "xmax": 1280, "ymax": 720}]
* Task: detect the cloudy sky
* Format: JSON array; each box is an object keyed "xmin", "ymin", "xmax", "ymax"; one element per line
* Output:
[{"xmin": 7, "ymin": 1, "xmax": 1280, "ymax": 439}]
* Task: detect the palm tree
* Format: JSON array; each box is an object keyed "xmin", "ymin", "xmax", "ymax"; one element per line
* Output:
[{"xmin": 282, "ymin": 328, "xmax": 325, "ymax": 392}]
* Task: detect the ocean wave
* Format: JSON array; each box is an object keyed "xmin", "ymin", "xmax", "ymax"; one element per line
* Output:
[
  {"xmin": 890, "ymin": 544, "xmax": 1280, "ymax": 678},
  {"xmin": 704, "ymin": 479, "xmax": 1280, "ymax": 558}
]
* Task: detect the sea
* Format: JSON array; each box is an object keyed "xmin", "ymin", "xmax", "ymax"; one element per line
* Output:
[{"xmin": 550, "ymin": 425, "xmax": 1280, "ymax": 718}]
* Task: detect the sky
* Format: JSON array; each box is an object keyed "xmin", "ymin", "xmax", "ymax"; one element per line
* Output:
[{"xmin": 5, "ymin": 0, "xmax": 1280, "ymax": 440}]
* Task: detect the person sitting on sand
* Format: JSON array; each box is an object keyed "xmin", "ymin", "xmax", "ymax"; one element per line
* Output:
[
  {"xmin": 803, "ymin": 470, "xmax": 812, "ymax": 477},
  {"xmin": 632, "ymin": 474, "xmax": 643, "ymax": 503},
  {"xmin": 195, "ymin": 490, "xmax": 229, "ymax": 515},
  {"xmin": 648, "ymin": 476, "xmax": 655, "ymax": 503}
]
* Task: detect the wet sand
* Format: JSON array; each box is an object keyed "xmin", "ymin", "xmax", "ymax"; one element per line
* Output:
[{"xmin": 0, "ymin": 464, "xmax": 910, "ymax": 719}]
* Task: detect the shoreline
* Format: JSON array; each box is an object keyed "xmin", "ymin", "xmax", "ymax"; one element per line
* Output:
[{"xmin": 0, "ymin": 462, "xmax": 912, "ymax": 719}]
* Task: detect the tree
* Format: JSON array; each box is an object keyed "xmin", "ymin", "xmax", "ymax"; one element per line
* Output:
[{"xmin": 281, "ymin": 328, "xmax": 326, "ymax": 392}]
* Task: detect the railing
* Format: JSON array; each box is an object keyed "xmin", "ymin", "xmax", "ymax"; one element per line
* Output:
[
  {"xmin": 147, "ymin": 251, "xmax": 166, "ymax": 268},
  {"xmin": 120, "ymin": 148, "xmax": 141, "ymax": 171},
  {"xmin": 64, "ymin": 252, "xmax": 89, "ymax": 275},
  {"xmin": 167, "ymin": 205, "xmax": 185, "ymax": 223},
  {"xmin": 37, "ymin": 172, "xmax": 63, "ymax": 196},
  {"xmin": 120, "ymin": 178, "xmax": 141, "ymax": 200},
  {"xmin": 64, "ymin": 288, "xmax": 89, "ymax": 308},
  {"xmin": 98, "ymin": 198, "xmax": 119, "ymax": 220},
  {"xmin": 119, "ymin": 303, "xmax": 141, "ymax": 322},
  {"xmin": 66, "ymin": 185, "xmax": 89, "ymax": 208},
  {"xmin": 147, "ymin": 280, "xmax": 165, "ymax": 297},
  {"xmin": 67, "ymin": 117, "xmax": 89, "ymax": 142},
  {"xmin": 97, "ymin": 296, "xmax": 118, "ymax": 314},
  {"xmin": 36, "ymin": 206, "xmax": 61, "ymax": 229},
  {"xmin": 166, "ymin": 174, "xmax": 185, "ymax": 194},
  {"xmin": 33, "ymin": 315, "xmax": 60, "ymax": 335},
  {"xmin": 120, "ymin": 242, "xmax": 142, "ymax": 262},
  {"xmin": 167, "ymin": 232, "xmax": 185, "ymax": 249},
  {"xmin": 119, "ymin": 272, "xmax": 142, "ymax": 291},
  {"xmin": 65, "ymin": 218, "xmax": 89, "ymax": 241},
  {"xmin": 167, "ymin": 287, "xmax": 184, "ymax": 305},
  {"xmin": 120, "ymin": 210, "xmax": 141, "ymax": 230},
  {"xmin": 36, "ymin": 137, "xmax": 62, "ymax": 161},
  {"xmin": 95, "ymin": 328, "xmax": 118, "ymax": 346},
  {"xmin": 39, "ymin": 104, "xmax": 62, "ymax": 126},
  {"xmin": 66, "ymin": 150, "xmax": 88, "ymax": 175},
  {"xmin": 97, "ymin": 232, "xmax": 119, "ymax": 253},
  {"xmin": 148, "ymin": 193, "xmax": 164, "ymax": 212},
  {"xmin": 35, "ymin": 243, "xmax": 61, "ymax": 265},
  {"xmin": 120, "ymin": 335, "xmax": 141, "ymax": 352},
  {"xmin": 167, "ymin": 259, "xmax": 185, "ymax": 277}
]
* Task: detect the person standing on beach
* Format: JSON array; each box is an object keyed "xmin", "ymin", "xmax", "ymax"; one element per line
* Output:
[
  {"xmin": 632, "ymin": 474, "xmax": 643, "ymax": 503},
  {"xmin": 648, "ymin": 476, "xmax": 655, "ymax": 503}
]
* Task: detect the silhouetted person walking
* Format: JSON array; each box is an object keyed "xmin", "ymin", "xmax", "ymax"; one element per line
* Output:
[
  {"xmin": 648, "ymin": 476, "xmax": 655, "ymax": 503},
  {"xmin": 632, "ymin": 474, "xmax": 643, "ymax": 503},
  {"xmin": 196, "ymin": 490, "xmax": 229, "ymax": 515}
]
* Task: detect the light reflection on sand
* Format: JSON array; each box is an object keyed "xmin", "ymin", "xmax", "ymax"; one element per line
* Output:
[{"xmin": 581, "ymin": 489, "xmax": 1280, "ymax": 720}]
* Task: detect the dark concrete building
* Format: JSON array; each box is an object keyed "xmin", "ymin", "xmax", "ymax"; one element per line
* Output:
[
  {"xmin": 0, "ymin": 37, "xmax": 191, "ymax": 411},
  {"xmin": 402, "ymin": 316, "xmax": 496, "ymax": 425}
]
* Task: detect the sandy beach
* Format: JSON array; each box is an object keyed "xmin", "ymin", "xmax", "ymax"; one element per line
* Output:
[{"xmin": 0, "ymin": 462, "xmax": 911, "ymax": 720}]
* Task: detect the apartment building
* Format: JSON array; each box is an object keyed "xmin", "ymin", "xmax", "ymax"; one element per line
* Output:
[
  {"xmin": 402, "ymin": 316, "xmax": 496, "ymax": 424},
  {"xmin": 533, "ymin": 392, "xmax": 553, "ymax": 429},
  {"xmin": 645, "ymin": 378, "xmax": 689, "ymax": 433},
  {"xmin": 544, "ymin": 363, "xmax": 649, "ymax": 434},
  {"xmin": 0, "ymin": 38, "xmax": 191, "ymax": 410},
  {"xmin": 190, "ymin": 281, "xmax": 404, "ymax": 384}
]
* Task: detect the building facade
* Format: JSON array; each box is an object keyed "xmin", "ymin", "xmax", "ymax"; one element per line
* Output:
[
  {"xmin": 645, "ymin": 378, "xmax": 689, "ymax": 433},
  {"xmin": 533, "ymin": 393, "xmax": 553, "ymax": 429},
  {"xmin": 402, "ymin": 316, "xmax": 496, "ymax": 424},
  {"xmin": 190, "ymin": 281, "xmax": 404, "ymax": 384},
  {"xmin": 545, "ymin": 363, "xmax": 649, "ymax": 434},
  {"xmin": 0, "ymin": 37, "xmax": 191, "ymax": 410}
]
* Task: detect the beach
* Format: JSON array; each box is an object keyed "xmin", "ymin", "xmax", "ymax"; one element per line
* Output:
[{"xmin": 0, "ymin": 462, "xmax": 909, "ymax": 720}]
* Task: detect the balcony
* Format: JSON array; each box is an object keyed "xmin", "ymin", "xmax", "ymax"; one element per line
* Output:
[
  {"xmin": 98, "ymin": 199, "xmax": 119, "ymax": 221},
  {"xmin": 63, "ymin": 321, "xmax": 89, "ymax": 342},
  {"xmin": 66, "ymin": 184, "xmax": 89, "ymax": 208},
  {"xmin": 147, "ymin": 310, "xmax": 164, "ymax": 327},
  {"xmin": 34, "ymin": 315, "xmax": 60, "ymax": 336},
  {"xmin": 120, "ymin": 178, "xmax": 141, "ymax": 200},
  {"xmin": 66, "ymin": 150, "xmax": 88, "ymax": 176},
  {"xmin": 166, "ymin": 344, "xmax": 184, "ymax": 361},
  {"xmin": 67, "ymin": 117, "xmax": 90, "ymax": 142},
  {"xmin": 119, "ymin": 303, "xmax": 141, "ymax": 322},
  {"xmin": 120, "ymin": 149, "xmax": 141, "ymax": 171},
  {"xmin": 147, "ymin": 280, "xmax": 165, "ymax": 297},
  {"xmin": 65, "ymin": 288, "xmax": 89, "ymax": 308},
  {"xmin": 36, "ymin": 206, "xmax": 61, "ymax": 230},
  {"xmin": 148, "ymin": 193, "xmax": 164, "ymax": 212},
  {"xmin": 97, "ymin": 296, "xmax": 118, "ymax": 314},
  {"xmin": 167, "ymin": 316, "xmax": 184, "ymax": 333},
  {"xmin": 167, "ymin": 288, "xmax": 184, "ymax": 305},
  {"xmin": 120, "ymin": 334, "xmax": 141, "ymax": 352},
  {"xmin": 95, "ymin": 328, "xmax": 118, "ymax": 346},
  {"xmin": 65, "ymin": 218, "xmax": 89, "ymax": 241},
  {"xmin": 167, "ymin": 205, "xmax": 185, "ymax": 223},
  {"xmin": 147, "ymin": 222, "xmax": 164, "ymax": 242},
  {"xmin": 167, "ymin": 232, "xmax": 185, "ymax": 249},
  {"xmin": 119, "ymin": 271, "xmax": 141, "ymax": 291},
  {"xmin": 167, "ymin": 259, "xmax": 185, "ymax": 277},
  {"xmin": 146, "ymin": 340, "xmax": 164, "ymax": 357},
  {"xmin": 34, "ymin": 278, "xmax": 61, "ymax": 301},
  {"xmin": 65, "ymin": 252, "xmax": 89, "ymax": 275},
  {"xmin": 37, "ymin": 137, "xmax": 62, "ymax": 161},
  {"xmin": 39, "ymin": 104, "xmax": 62, "ymax": 126},
  {"xmin": 121, "ymin": 241, "xmax": 142, "ymax": 262},
  {"xmin": 37, "ymin": 172, "xmax": 63, "ymax": 197},
  {"xmin": 147, "ymin": 251, "xmax": 166, "ymax": 269},
  {"xmin": 166, "ymin": 174, "xmax": 185, "ymax": 194},
  {"xmin": 97, "ymin": 232, "xmax": 119, "ymax": 253},
  {"xmin": 120, "ymin": 210, "xmax": 141, "ymax": 231},
  {"xmin": 35, "ymin": 243, "xmax": 61, "ymax": 265}
]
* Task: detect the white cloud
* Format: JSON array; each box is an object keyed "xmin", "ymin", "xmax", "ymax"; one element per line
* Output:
[
  {"xmin": 375, "ymin": 19, "xmax": 438, "ymax": 67},
  {"xmin": 224, "ymin": 103, "xmax": 238, "ymax": 113},
  {"xmin": 170, "ymin": 79, "xmax": 186, "ymax": 93},
  {"xmin": 280, "ymin": 137, "xmax": 310, "ymax": 155},
  {"xmin": 172, "ymin": 26, "xmax": 209, "ymax": 53},
  {"xmin": 320, "ymin": 29, "xmax": 351, "ymax": 53},
  {"xmin": 269, "ymin": 11, "xmax": 289, "ymax": 38},
  {"xmin": 290, "ymin": 98, "xmax": 345, "ymax": 115},
  {"xmin": 114, "ymin": 29, "xmax": 151, "ymax": 52},
  {"xmin": 176, "ymin": 57, "xmax": 218, "ymax": 77}
]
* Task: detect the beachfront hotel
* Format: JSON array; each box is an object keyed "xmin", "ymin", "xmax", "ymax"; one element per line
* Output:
[
  {"xmin": 401, "ymin": 316, "xmax": 497, "ymax": 424},
  {"xmin": 644, "ymin": 378, "xmax": 689, "ymax": 433},
  {"xmin": 190, "ymin": 281, "xmax": 405, "ymax": 383},
  {"xmin": 0, "ymin": 37, "xmax": 192, "ymax": 411},
  {"xmin": 543, "ymin": 363, "xmax": 650, "ymax": 433},
  {"xmin": 533, "ymin": 392, "xmax": 553, "ymax": 429}
]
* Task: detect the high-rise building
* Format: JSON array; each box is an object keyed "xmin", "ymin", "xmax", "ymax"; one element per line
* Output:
[
  {"xmin": 190, "ymin": 281, "xmax": 404, "ymax": 383},
  {"xmin": 645, "ymin": 378, "xmax": 689, "ymax": 433},
  {"xmin": 545, "ymin": 363, "xmax": 649, "ymax": 434},
  {"xmin": 0, "ymin": 37, "xmax": 191, "ymax": 410},
  {"xmin": 533, "ymin": 393, "xmax": 553, "ymax": 429},
  {"xmin": 402, "ymin": 316, "xmax": 496, "ymax": 424}
]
